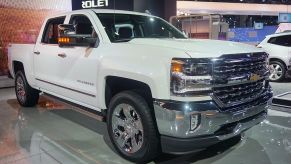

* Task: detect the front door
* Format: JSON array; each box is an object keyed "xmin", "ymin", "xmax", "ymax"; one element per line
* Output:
[{"xmin": 54, "ymin": 14, "xmax": 101, "ymax": 108}]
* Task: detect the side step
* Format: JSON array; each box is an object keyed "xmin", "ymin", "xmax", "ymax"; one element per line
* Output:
[{"xmin": 41, "ymin": 93, "xmax": 105, "ymax": 122}]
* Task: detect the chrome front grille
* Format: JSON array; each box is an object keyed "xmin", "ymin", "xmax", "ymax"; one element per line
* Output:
[
  {"xmin": 212, "ymin": 52, "xmax": 270, "ymax": 110},
  {"xmin": 213, "ymin": 79, "xmax": 265, "ymax": 107},
  {"xmin": 213, "ymin": 58, "xmax": 266, "ymax": 75}
]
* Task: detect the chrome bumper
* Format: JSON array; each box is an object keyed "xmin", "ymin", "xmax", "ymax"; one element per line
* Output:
[{"xmin": 153, "ymin": 90, "xmax": 272, "ymax": 139}]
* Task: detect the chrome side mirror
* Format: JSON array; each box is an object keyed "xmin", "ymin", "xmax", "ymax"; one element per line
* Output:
[{"xmin": 58, "ymin": 24, "xmax": 98, "ymax": 47}]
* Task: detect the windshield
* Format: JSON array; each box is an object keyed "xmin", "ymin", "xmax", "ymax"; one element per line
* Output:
[{"xmin": 96, "ymin": 13, "xmax": 187, "ymax": 42}]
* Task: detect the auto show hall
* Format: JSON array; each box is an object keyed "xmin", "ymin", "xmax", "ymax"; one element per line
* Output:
[{"xmin": 1, "ymin": 0, "xmax": 291, "ymax": 164}]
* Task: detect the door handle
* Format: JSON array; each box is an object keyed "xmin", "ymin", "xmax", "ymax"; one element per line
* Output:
[
  {"xmin": 58, "ymin": 53, "xmax": 67, "ymax": 58},
  {"xmin": 34, "ymin": 51, "xmax": 40, "ymax": 55}
]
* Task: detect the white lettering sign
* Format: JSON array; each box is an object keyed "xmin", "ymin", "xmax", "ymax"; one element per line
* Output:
[{"xmin": 82, "ymin": 0, "xmax": 109, "ymax": 8}]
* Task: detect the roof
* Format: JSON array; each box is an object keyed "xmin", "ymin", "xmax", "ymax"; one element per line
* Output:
[
  {"xmin": 267, "ymin": 31, "xmax": 291, "ymax": 37},
  {"xmin": 65, "ymin": 9, "xmax": 151, "ymax": 17},
  {"xmin": 92, "ymin": 9, "xmax": 151, "ymax": 16},
  {"xmin": 45, "ymin": 9, "xmax": 154, "ymax": 21}
]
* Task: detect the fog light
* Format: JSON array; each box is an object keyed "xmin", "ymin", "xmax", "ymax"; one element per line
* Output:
[{"xmin": 190, "ymin": 114, "xmax": 200, "ymax": 131}]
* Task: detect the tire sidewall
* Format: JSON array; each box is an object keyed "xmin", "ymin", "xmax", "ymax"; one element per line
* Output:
[
  {"xmin": 269, "ymin": 61, "xmax": 286, "ymax": 82},
  {"xmin": 107, "ymin": 92, "xmax": 158, "ymax": 162},
  {"xmin": 15, "ymin": 71, "xmax": 28, "ymax": 106}
]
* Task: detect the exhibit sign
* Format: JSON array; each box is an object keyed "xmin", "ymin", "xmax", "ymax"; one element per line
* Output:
[
  {"xmin": 254, "ymin": 22, "xmax": 264, "ymax": 30},
  {"xmin": 278, "ymin": 13, "xmax": 291, "ymax": 23},
  {"xmin": 72, "ymin": 0, "xmax": 133, "ymax": 11},
  {"xmin": 81, "ymin": 0, "xmax": 108, "ymax": 8}
]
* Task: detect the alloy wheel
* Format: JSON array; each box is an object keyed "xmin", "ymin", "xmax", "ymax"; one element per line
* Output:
[
  {"xmin": 111, "ymin": 103, "xmax": 144, "ymax": 154},
  {"xmin": 16, "ymin": 76, "xmax": 26, "ymax": 103},
  {"xmin": 269, "ymin": 64, "xmax": 283, "ymax": 81}
]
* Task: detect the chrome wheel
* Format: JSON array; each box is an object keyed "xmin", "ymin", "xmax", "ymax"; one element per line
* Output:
[
  {"xmin": 16, "ymin": 76, "xmax": 26, "ymax": 103},
  {"xmin": 269, "ymin": 63, "xmax": 283, "ymax": 81},
  {"xmin": 111, "ymin": 103, "xmax": 143, "ymax": 154}
]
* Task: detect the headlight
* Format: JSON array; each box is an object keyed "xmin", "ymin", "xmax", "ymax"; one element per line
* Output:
[{"xmin": 171, "ymin": 58, "xmax": 212, "ymax": 96}]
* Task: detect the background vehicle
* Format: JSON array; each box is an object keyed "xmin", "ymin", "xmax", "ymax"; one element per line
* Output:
[
  {"xmin": 8, "ymin": 9, "xmax": 272, "ymax": 162},
  {"xmin": 258, "ymin": 32, "xmax": 291, "ymax": 82}
]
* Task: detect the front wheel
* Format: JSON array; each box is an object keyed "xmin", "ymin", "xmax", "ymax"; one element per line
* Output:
[
  {"xmin": 269, "ymin": 61, "xmax": 286, "ymax": 82},
  {"xmin": 15, "ymin": 71, "xmax": 39, "ymax": 107},
  {"xmin": 107, "ymin": 91, "xmax": 160, "ymax": 163}
]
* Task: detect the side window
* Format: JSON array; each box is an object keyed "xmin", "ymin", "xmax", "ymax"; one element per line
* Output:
[
  {"xmin": 42, "ymin": 17, "xmax": 66, "ymax": 44},
  {"xmin": 268, "ymin": 35, "xmax": 291, "ymax": 47},
  {"xmin": 267, "ymin": 37, "xmax": 277, "ymax": 44},
  {"xmin": 69, "ymin": 15, "xmax": 97, "ymax": 37}
]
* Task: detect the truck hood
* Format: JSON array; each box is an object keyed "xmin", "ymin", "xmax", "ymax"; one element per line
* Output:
[{"xmin": 129, "ymin": 38, "xmax": 263, "ymax": 58}]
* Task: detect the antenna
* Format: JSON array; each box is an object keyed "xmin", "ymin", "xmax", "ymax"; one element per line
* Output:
[
  {"xmin": 113, "ymin": 0, "xmax": 116, "ymax": 13},
  {"xmin": 113, "ymin": 0, "xmax": 118, "ymax": 36},
  {"xmin": 145, "ymin": 10, "xmax": 152, "ymax": 15}
]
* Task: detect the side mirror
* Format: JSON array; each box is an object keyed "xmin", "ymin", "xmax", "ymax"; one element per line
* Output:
[
  {"xmin": 58, "ymin": 24, "xmax": 98, "ymax": 47},
  {"xmin": 182, "ymin": 30, "xmax": 189, "ymax": 38}
]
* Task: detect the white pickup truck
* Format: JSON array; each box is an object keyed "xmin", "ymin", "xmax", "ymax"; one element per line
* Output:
[{"xmin": 8, "ymin": 9, "xmax": 272, "ymax": 162}]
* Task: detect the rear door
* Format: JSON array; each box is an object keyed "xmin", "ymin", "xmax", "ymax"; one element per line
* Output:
[
  {"xmin": 287, "ymin": 35, "xmax": 291, "ymax": 56},
  {"xmin": 33, "ymin": 16, "xmax": 67, "ymax": 94},
  {"xmin": 265, "ymin": 35, "xmax": 290, "ymax": 59}
]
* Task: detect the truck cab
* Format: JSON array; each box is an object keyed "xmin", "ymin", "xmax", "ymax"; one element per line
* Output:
[{"xmin": 8, "ymin": 9, "xmax": 272, "ymax": 163}]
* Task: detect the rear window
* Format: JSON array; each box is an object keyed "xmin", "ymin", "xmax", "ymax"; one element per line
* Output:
[
  {"xmin": 42, "ymin": 16, "xmax": 66, "ymax": 44},
  {"xmin": 267, "ymin": 35, "xmax": 291, "ymax": 47}
]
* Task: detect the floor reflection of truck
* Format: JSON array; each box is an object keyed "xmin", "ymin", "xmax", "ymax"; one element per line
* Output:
[
  {"xmin": 16, "ymin": 107, "xmax": 125, "ymax": 164},
  {"xmin": 170, "ymin": 14, "xmax": 229, "ymax": 40}
]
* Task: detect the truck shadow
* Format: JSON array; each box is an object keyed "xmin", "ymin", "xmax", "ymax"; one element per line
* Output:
[
  {"xmin": 273, "ymin": 78, "xmax": 291, "ymax": 83},
  {"xmin": 155, "ymin": 136, "xmax": 242, "ymax": 163}
]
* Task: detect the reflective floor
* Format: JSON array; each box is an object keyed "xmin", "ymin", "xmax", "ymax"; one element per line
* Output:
[{"xmin": 0, "ymin": 88, "xmax": 291, "ymax": 164}]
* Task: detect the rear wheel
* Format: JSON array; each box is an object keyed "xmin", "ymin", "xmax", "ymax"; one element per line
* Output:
[
  {"xmin": 107, "ymin": 91, "xmax": 160, "ymax": 163},
  {"xmin": 15, "ymin": 71, "xmax": 39, "ymax": 107},
  {"xmin": 269, "ymin": 61, "xmax": 286, "ymax": 82}
]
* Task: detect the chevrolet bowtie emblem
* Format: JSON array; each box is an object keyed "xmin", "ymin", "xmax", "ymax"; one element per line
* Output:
[{"xmin": 250, "ymin": 73, "xmax": 260, "ymax": 81}]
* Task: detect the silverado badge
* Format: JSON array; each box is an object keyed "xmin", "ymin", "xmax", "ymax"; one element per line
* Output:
[{"xmin": 250, "ymin": 73, "xmax": 261, "ymax": 81}]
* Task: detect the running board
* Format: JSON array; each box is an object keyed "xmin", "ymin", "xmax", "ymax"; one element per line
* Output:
[{"xmin": 41, "ymin": 93, "xmax": 105, "ymax": 122}]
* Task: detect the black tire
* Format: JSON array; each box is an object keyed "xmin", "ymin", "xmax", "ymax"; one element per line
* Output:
[
  {"xmin": 269, "ymin": 61, "xmax": 286, "ymax": 82},
  {"xmin": 15, "ymin": 71, "xmax": 39, "ymax": 107},
  {"xmin": 107, "ymin": 91, "xmax": 160, "ymax": 163}
]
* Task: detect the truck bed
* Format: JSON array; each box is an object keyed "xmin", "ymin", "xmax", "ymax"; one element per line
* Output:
[{"xmin": 8, "ymin": 44, "xmax": 35, "ymax": 78}]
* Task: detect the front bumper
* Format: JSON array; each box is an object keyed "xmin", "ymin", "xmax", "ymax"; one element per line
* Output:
[
  {"xmin": 160, "ymin": 110, "xmax": 267, "ymax": 154},
  {"xmin": 154, "ymin": 90, "xmax": 272, "ymax": 154}
]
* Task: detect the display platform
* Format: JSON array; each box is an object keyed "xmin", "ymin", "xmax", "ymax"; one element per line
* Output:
[
  {"xmin": 0, "ymin": 87, "xmax": 291, "ymax": 164},
  {"xmin": 0, "ymin": 76, "xmax": 14, "ymax": 88},
  {"xmin": 272, "ymin": 92, "xmax": 291, "ymax": 109}
]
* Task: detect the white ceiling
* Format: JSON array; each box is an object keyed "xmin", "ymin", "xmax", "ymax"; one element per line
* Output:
[{"xmin": 177, "ymin": 1, "xmax": 291, "ymax": 16}]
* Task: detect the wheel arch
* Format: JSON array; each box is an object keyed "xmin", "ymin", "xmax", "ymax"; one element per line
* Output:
[
  {"xmin": 104, "ymin": 76, "xmax": 154, "ymax": 109},
  {"xmin": 269, "ymin": 58, "xmax": 287, "ymax": 69},
  {"xmin": 12, "ymin": 61, "xmax": 25, "ymax": 77},
  {"xmin": 12, "ymin": 60, "xmax": 36, "ymax": 88}
]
